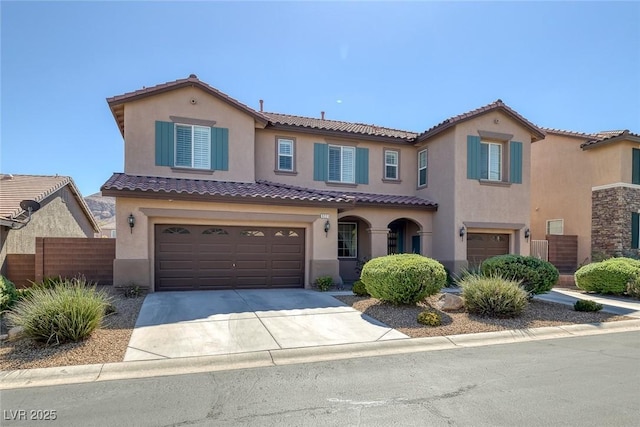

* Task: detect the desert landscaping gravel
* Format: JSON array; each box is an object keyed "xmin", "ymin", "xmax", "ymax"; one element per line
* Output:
[
  {"xmin": 335, "ymin": 293, "xmax": 631, "ymax": 338},
  {"xmin": 0, "ymin": 288, "xmax": 633, "ymax": 371},
  {"xmin": 0, "ymin": 287, "xmax": 144, "ymax": 371}
]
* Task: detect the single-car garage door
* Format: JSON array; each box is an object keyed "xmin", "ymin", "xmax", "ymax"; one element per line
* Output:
[
  {"xmin": 467, "ymin": 233, "xmax": 510, "ymax": 266},
  {"xmin": 155, "ymin": 225, "xmax": 305, "ymax": 291}
]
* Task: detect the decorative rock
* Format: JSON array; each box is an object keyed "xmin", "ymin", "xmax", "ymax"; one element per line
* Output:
[
  {"xmin": 439, "ymin": 293, "xmax": 464, "ymax": 311},
  {"xmin": 8, "ymin": 326, "xmax": 25, "ymax": 341},
  {"xmin": 0, "ymin": 334, "xmax": 7, "ymax": 341}
]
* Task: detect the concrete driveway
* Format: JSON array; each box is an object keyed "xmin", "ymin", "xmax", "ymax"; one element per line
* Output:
[{"xmin": 124, "ymin": 289, "xmax": 408, "ymax": 361}]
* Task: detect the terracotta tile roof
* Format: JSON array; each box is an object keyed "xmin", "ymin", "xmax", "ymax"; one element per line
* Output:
[
  {"xmin": 264, "ymin": 112, "xmax": 418, "ymax": 141},
  {"xmin": 0, "ymin": 174, "xmax": 99, "ymax": 231},
  {"xmin": 580, "ymin": 129, "xmax": 640, "ymax": 149},
  {"xmin": 107, "ymin": 74, "xmax": 269, "ymax": 136},
  {"xmin": 101, "ymin": 173, "xmax": 437, "ymax": 209},
  {"xmin": 417, "ymin": 99, "xmax": 546, "ymax": 142},
  {"xmin": 541, "ymin": 128, "xmax": 596, "ymax": 139}
]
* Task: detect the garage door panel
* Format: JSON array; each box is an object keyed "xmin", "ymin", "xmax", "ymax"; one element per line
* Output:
[
  {"xmin": 155, "ymin": 225, "xmax": 304, "ymax": 290},
  {"xmin": 467, "ymin": 233, "xmax": 510, "ymax": 265}
]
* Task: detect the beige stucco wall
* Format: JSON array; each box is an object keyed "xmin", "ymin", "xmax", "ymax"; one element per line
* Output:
[
  {"xmin": 255, "ymin": 129, "xmax": 417, "ymax": 195},
  {"xmin": 0, "ymin": 187, "xmax": 95, "ymax": 274},
  {"xmin": 418, "ymin": 112, "xmax": 533, "ymax": 272},
  {"xmin": 114, "ymin": 196, "xmax": 341, "ymax": 290},
  {"xmin": 123, "ymin": 86, "xmax": 258, "ymax": 182},
  {"xmin": 531, "ymin": 135, "xmax": 640, "ymax": 264}
]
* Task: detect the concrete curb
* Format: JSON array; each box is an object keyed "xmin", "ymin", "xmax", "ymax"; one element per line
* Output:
[{"xmin": 2, "ymin": 318, "xmax": 640, "ymax": 391}]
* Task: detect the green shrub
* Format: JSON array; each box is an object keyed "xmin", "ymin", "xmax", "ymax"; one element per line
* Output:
[
  {"xmin": 6, "ymin": 279, "xmax": 111, "ymax": 345},
  {"xmin": 360, "ymin": 254, "xmax": 446, "ymax": 305},
  {"xmin": 627, "ymin": 271, "xmax": 640, "ymax": 299},
  {"xmin": 314, "ymin": 275, "xmax": 333, "ymax": 292},
  {"xmin": 574, "ymin": 299, "xmax": 603, "ymax": 312},
  {"xmin": 352, "ymin": 280, "xmax": 369, "ymax": 297},
  {"xmin": 575, "ymin": 257, "xmax": 640, "ymax": 295},
  {"xmin": 123, "ymin": 284, "xmax": 144, "ymax": 298},
  {"xmin": 460, "ymin": 274, "xmax": 528, "ymax": 317},
  {"xmin": 417, "ymin": 310, "xmax": 442, "ymax": 326},
  {"xmin": 0, "ymin": 276, "xmax": 20, "ymax": 312},
  {"xmin": 481, "ymin": 255, "xmax": 559, "ymax": 295}
]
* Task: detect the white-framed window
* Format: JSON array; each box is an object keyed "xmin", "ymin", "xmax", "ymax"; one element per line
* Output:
[
  {"xmin": 384, "ymin": 150, "xmax": 399, "ymax": 180},
  {"xmin": 546, "ymin": 219, "xmax": 564, "ymax": 235},
  {"xmin": 110, "ymin": 230, "xmax": 117, "ymax": 238},
  {"xmin": 480, "ymin": 141, "xmax": 502, "ymax": 181},
  {"xmin": 338, "ymin": 222, "xmax": 357, "ymax": 258},
  {"xmin": 329, "ymin": 145, "xmax": 355, "ymax": 183},
  {"xmin": 418, "ymin": 149, "xmax": 427, "ymax": 186},
  {"xmin": 175, "ymin": 124, "xmax": 211, "ymax": 169},
  {"xmin": 277, "ymin": 138, "xmax": 294, "ymax": 171}
]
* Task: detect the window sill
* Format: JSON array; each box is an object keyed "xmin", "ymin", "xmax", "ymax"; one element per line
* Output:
[
  {"xmin": 326, "ymin": 181, "xmax": 358, "ymax": 188},
  {"xmin": 171, "ymin": 167, "xmax": 214, "ymax": 175},
  {"xmin": 274, "ymin": 170, "xmax": 298, "ymax": 176},
  {"xmin": 479, "ymin": 179, "xmax": 511, "ymax": 187},
  {"xmin": 382, "ymin": 179, "xmax": 402, "ymax": 184}
]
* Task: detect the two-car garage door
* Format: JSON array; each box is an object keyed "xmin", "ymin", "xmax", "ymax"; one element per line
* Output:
[{"xmin": 155, "ymin": 225, "xmax": 305, "ymax": 291}]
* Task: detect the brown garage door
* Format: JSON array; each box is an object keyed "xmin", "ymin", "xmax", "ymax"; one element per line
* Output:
[
  {"xmin": 155, "ymin": 225, "xmax": 305, "ymax": 291},
  {"xmin": 467, "ymin": 233, "xmax": 510, "ymax": 267}
]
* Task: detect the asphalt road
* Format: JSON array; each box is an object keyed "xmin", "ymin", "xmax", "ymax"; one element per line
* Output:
[{"xmin": 1, "ymin": 332, "xmax": 639, "ymax": 426}]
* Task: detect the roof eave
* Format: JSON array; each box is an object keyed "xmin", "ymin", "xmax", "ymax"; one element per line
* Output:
[
  {"xmin": 266, "ymin": 123, "xmax": 416, "ymax": 144},
  {"xmin": 581, "ymin": 132, "xmax": 640, "ymax": 150}
]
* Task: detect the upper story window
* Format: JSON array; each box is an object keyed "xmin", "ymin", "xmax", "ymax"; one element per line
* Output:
[
  {"xmin": 467, "ymin": 135, "xmax": 522, "ymax": 184},
  {"xmin": 277, "ymin": 138, "xmax": 295, "ymax": 172},
  {"xmin": 480, "ymin": 141, "xmax": 502, "ymax": 181},
  {"xmin": 632, "ymin": 148, "xmax": 640, "ymax": 185},
  {"xmin": 175, "ymin": 124, "xmax": 211, "ymax": 169},
  {"xmin": 418, "ymin": 149, "xmax": 427, "ymax": 187},
  {"xmin": 329, "ymin": 145, "xmax": 355, "ymax": 183},
  {"xmin": 384, "ymin": 150, "xmax": 399, "ymax": 180}
]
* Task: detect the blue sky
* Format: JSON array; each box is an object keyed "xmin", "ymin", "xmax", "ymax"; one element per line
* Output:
[{"xmin": 2, "ymin": 1, "xmax": 639, "ymax": 196}]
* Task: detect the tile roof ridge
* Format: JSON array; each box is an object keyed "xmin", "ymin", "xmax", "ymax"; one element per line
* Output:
[
  {"xmin": 263, "ymin": 111, "xmax": 418, "ymax": 134},
  {"xmin": 541, "ymin": 127, "xmax": 598, "ymax": 138}
]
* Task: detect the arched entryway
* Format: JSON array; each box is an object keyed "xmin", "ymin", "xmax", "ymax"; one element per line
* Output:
[
  {"xmin": 387, "ymin": 218, "xmax": 422, "ymax": 255},
  {"xmin": 337, "ymin": 215, "xmax": 372, "ymax": 284}
]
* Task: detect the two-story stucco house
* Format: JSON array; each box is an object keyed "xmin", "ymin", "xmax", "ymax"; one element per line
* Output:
[
  {"xmin": 531, "ymin": 129, "xmax": 640, "ymax": 266},
  {"xmin": 101, "ymin": 75, "xmax": 544, "ymax": 291}
]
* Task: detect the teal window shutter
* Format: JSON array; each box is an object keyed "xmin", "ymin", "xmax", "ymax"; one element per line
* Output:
[
  {"xmin": 633, "ymin": 148, "xmax": 640, "ymax": 185},
  {"xmin": 510, "ymin": 141, "xmax": 523, "ymax": 184},
  {"xmin": 355, "ymin": 147, "xmax": 369, "ymax": 184},
  {"xmin": 313, "ymin": 143, "xmax": 328, "ymax": 181},
  {"xmin": 632, "ymin": 212, "xmax": 639, "ymax": 249},
  {"xmin": 211, "ymin": 127, "xmax": 229, "ymax": 171},
  {"xmin": 467, "ymin": 135, "xmax": 481, "ymax": 179},
  {"xmin": 155, "ymin": 121, "xmax": 174, "ymax": 166}
]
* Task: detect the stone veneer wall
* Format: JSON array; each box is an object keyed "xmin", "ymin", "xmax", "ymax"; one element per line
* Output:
[{"xmin": 592, "ymin": 186, "xmax": 640, "ymax": 258}]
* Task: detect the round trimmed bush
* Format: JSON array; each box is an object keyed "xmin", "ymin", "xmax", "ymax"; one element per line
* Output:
[
  {"xmin": 352, "ymin": 280, "xmax": 369, "ymax": 297},
  {"xmin": 574, "ymin": 299, "xmax": 603, "ymax": 312},
  {"xmin": 460, "ymin": 274, "xmax": 528, "ymax": 317},
  {"xmin": 481, "ymin": 255, "xmax": 559, "ymax": 295},
  {"xmin": 0, "ymin": 276, "xmax": 20, "ymax": 312},
  {"xmin": 360, "ymin": 254, "xmax": 446, "ymax": 305},
  {"xmin": 6, "ymin": 279, "xmax": 111, "ymax": 344},
  {"xmin": 417, "ymin": 310, "xmax": 442, "ymax": 326},
  {"xmin": 627, "ymin": 271, "xmax": 640, "ymax": 299},
  {"xmin": 575, "ymin": 257, "xmax": 640, "ymax": 295}
]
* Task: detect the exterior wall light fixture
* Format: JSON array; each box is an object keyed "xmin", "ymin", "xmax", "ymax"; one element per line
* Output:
[
  {"xmin": 324, "ymin": 220, "xmax": 331, "ymax": 237},
  {"xmin": 459, "ymin": 226, "xmax": 466, "ymax": 241},
  {"xmin": 524, "ymin": 228, "xmax": 530, "ymax": 241},
  {"xmin": 128, "ymin": 213, "xmax": 135, "ymax": 233}
]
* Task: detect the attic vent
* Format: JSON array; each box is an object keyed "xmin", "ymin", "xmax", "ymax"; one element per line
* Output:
[{"xmin": 189, "ymin": 74, "xmax": 198, "ymax": 79}]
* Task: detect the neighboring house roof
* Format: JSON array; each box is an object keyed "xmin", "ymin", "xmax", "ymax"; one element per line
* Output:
[
  {"xmin": 541, "ymin": 128, "xmax": 597, "ymax": 139},
  {"xmin": 101, "ymin": 173, "xmax": 438, "ymax": 210},
  {"xmin": 0, "ymin": 174, "xmax": 100, "ymax": 232},
  {"xmin": 107, "ymin": 74, "xmax": 270, "ymax": 137},
  {"xmin": 581, "ymin": 129, "xmax": 640, "ymax": 150},
  {"xmin": 417, "ymin": 99, "xmax": 546, "ymax": 142},
  {"xmin": 263, "ymin": 112, "xmax": 418, "ymax": 142}
]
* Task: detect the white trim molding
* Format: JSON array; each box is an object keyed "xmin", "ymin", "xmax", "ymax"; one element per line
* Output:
[{"xmin": 592, "ymin": 182, "xmax": 640, "ymax": 191}]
